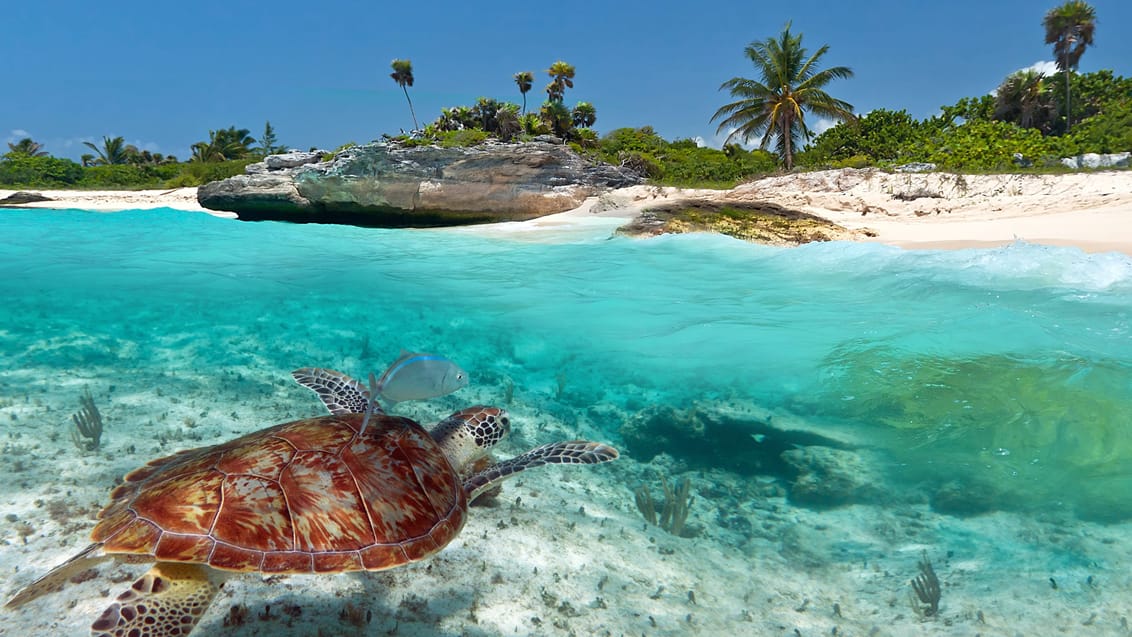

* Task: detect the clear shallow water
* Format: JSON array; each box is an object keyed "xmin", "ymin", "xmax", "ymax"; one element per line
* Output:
[{"xmin": 2, "ymin": 208, "xmax": 1132, "ymax": 521}]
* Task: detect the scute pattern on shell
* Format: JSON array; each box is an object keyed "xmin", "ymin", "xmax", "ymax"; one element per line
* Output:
[{"xmin": 91, "ymin": 414, "xmax": 466, "ymax": 573}]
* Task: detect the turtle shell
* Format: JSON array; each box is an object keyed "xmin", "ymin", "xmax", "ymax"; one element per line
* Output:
[{"xmin": 90, "ymin": 414, "xmax": 467, "ymax": 574}]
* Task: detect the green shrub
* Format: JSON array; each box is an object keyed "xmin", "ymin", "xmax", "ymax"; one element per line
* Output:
[
  {"xmin": 1064, "ymin": 99, "xmax": 1132, "ymax": 154},
  {"xmin": 926, "ymin": 120, "xmax": 1056, "ymax": 170},
  {"xmin": 595, "ymin": 128, "xmax": 777, "ymax": 186},
  {"xmin": 165, "ymin": 159, "xmax": 257, "ymax": 187},
  {"xmin": 830, "ymin": 154, "xmax": 873, "ymax": 169},
  {"xmin": 438, "ymin": 129, "xmax": 490, "ymax": 148},
  {"xmin": 78, "ymin": 164, "xmax": 158, "ymax": 188},
  {"xmin": 0, "ymin": 154, "xmax": 83, "ymax": 186},
  {"xmin": 803, "ymin": 109, "xmax": 928, "ymax": 166}
]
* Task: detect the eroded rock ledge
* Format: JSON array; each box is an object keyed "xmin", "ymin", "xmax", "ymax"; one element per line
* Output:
[{"xmin": 197, "ymin": 141, "xmax": 641, "ymax": 227}]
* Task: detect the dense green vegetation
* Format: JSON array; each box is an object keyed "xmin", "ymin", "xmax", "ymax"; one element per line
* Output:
[
  {"xmin": 796, "ymin": 67, "xmax": 1132, "ymax": 171},
  {"xmin": 1, "ymin": 124, "xmax": 271, "ymax": 189}
]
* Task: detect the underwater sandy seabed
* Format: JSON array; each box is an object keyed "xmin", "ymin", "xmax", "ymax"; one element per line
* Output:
[
  {"xmin": 1, "ymin": 333, "xmax": 1130, "ymax": 637},
  {"xmin": 1, "ymin": 209, "xmax": 1131, "ymax": 636}
]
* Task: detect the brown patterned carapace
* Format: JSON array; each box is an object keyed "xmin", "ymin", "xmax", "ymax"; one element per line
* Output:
[{"xmin": 91, "ymin": 413, "xmax": 467, "ymax": 574}]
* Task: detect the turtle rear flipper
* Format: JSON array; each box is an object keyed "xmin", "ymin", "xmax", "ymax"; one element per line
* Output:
[
  {"xmin": 91, "ymin": 562, "xmax": 224, "ymax": 637},
  {"xmin": 464, "ymin": 441, "xmax": 619, "ymax": 501},
  {"xmin": 5, "ymin": 542, "xmax": 108, "ymax": 609}
]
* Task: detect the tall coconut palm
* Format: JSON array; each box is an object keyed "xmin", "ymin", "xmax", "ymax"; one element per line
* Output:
[
  {"xmin": 390, "ymin": 58, "xmax": 419, "ymax": 131},
  {"xmin": 545, "ymin": 61, "xmax": 575, "ymax": 103},
  {"xmin": 7, "ymin": 138, "xmax": 48, "ymax": 156},
  {"xmin": 711, "ymin": 23, "xmax": 855, "ymax": 169},
  {"xmin": 83, "ymin": 136, "xmax": 130, "ymax": 165},
  {"xmin": 514, "ymin": 71, "xmax": 534, "ymax": 115},
  {"xmin": 1043, "ymin": 1, "xmax": 1097, "ymax": 132}
]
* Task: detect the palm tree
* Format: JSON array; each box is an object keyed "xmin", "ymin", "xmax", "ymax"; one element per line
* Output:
[
  {"xmin": 390, "ymin": 59, "xmax": 419, "ymax": 131},
  {"xmin": 711, "ymin": 23, "xmax": 855, "ymax": 169},
  {"xmin": 7, "ymin": 138, "xmax": 48, "ymax": 156},
  {"xmin": 82, "ymin": 136, "xmax": 130, "ymax": 165},
  {"xmin": 1043, "ymin": 1, "xmax": 1097, "ymax": 132},
  {"xmin": 571, "ymin": 102, "xmax": 597, "ymax": 128},
  {"xmin": 540, "ymin": 101, "xmax": 572, "ymax": 137},
  {"xmin": 545, "ymin": 61, "xmax": 575, "ymax": 103},
  {"xmin": 994, "ymin": 70, "xmax": 1055, "ymax": 132},
  {"xmin": 191, "ymin": 127, "xmax": 255, "ymax": 162},
  {"xmin": 514, "ymin": 71, "xmax": 534, "ymax": 115}
]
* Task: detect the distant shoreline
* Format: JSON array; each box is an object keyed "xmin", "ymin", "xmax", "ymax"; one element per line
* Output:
[{"xmin": 3, "ymin": 168, "xmax": 1131, "ymax": 256}]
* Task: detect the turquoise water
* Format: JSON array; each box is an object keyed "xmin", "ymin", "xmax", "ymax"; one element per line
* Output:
[{"xmin": 2, "ymin": 208, "xmax": 1132, "ymax": 523}]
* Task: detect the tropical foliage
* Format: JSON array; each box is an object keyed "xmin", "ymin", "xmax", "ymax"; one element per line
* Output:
[
  {"xmin": 545, "ymin": 61, "xmax": 575, "ymax": 103},
  {"xmin": 83, "ymin": 136, "xmax": 131, "ymax": 165},
  {"xmin": 191, "ymin": 127, "xmax": 256, "ymax": 162},
  {"xmin": 0, "ymin": 124, "xmax": 261, "ymax": 188},
  {"xmin": 800, "ymin": 68, "xmax": 1130, "ymax": 171},
  {"xmin": 390, "ymin": 58, "xmax": 419, "ymax": 131},
  {"xmin": 712, "ymin": 23, "xmax": 855, "ymax": 169},
  {"xmin": 7, "ymin": 138, "xmax": 47, "ymax": 157},
  {"xmin": 994, "ymin": 70, "xmax": 1056, "ymax": 132},
  {"xmin": 596, "ymin": 127, "xmax": 778, "ymax": 186}
]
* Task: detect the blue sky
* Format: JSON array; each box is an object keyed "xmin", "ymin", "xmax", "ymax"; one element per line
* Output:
[{"xmin": 4, "ymin": 0, "xmax": 1130, "ymax": 161}]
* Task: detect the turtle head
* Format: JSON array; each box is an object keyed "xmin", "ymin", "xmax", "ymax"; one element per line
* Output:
[{"xmin": 430, "ymin": 406, "xmax": 510, "ymax": 474}]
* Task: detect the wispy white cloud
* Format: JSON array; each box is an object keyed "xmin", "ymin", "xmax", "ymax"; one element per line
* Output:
[
  {"xmin": 809, "ymin": 117, "xmax": 837, "ymax": 137},
  {"xmin": 1020, "ymin": 60, "xmax": 1059, "ymax": 76},
  {"xmin": 703, "ymin": 128, "xmax": 759, "ymax": 150},
  {"xmin": 7, "ymin": 129, "xmax": 31, "ymax": 143}
]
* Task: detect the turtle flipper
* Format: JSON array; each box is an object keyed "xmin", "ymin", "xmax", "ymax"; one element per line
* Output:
[
  {"xmin": 4, "ymin": 542, "xmax": 108, "ymax": 609},
  {"xmin": 464, "ymin": 441, "xmax": 619, "ymax": 501},
  {"xmin": 291, "ymin": 367, "xmax": 375, "ymax": 415},
  {"xmin": 91, "ymin": 562, "xmax": 224, "ymax": 637}
]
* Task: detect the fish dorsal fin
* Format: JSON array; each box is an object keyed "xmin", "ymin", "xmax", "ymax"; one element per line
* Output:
[{"xmin": 291, "ymin": 368, "xmax": 372, "ymax": 415}]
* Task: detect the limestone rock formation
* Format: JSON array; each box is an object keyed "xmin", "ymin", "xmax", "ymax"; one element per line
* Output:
[{"xmin": 198, "ymin": 141, "xmax": 641, "ymax": 227}]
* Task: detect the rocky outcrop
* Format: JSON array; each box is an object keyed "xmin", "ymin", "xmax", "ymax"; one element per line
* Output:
[
  {"xmin": 1060, "ymin": 151, "xmax": 1130, "ymax": 170},
  {"xmin": 198, "ymin": 141, "xmax": 642, "ymax": 227},
  {"xmin": 0, "ymin": 191, "xmax": 54, "ymax": 206}
]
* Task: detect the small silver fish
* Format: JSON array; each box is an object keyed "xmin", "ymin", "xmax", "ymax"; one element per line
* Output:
[{"xmin": 376, "ymin": 351, "xmax": 468, "ymax": 405}]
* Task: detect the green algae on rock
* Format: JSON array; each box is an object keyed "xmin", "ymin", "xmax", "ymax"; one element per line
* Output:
[{"xmin": 616, "ymin": 199, "xmax": 865, "ymax": 246}]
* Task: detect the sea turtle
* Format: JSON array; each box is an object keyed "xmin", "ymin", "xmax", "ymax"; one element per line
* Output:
[{"xmin": 5, "ymin": 367, "xmax": 618, "ymax": 636}]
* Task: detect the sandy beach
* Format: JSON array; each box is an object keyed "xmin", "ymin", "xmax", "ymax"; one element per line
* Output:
[
  {"xmin": 3, "ymin": 169, "xmax": 1131, "ymax": 254},
  {"xmin": 0, "ymin": 187, "xmax": 218, "ymax": 215}
]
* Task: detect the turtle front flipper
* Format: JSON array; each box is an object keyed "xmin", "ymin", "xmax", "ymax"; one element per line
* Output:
[
  {"xmin": 464, "ymin": 441, "xmax": 619, "ymax": 502},
  {"xmin": 291, "ymin": 367, "xmax": 375, "ymax": 415},
  {"xmin": 5, "ymin": 542, "xmax": 108, "ymax": 609},
  {"xmin": 91, "ymin": 562, "xmax": 225, "ymax": 637}
]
